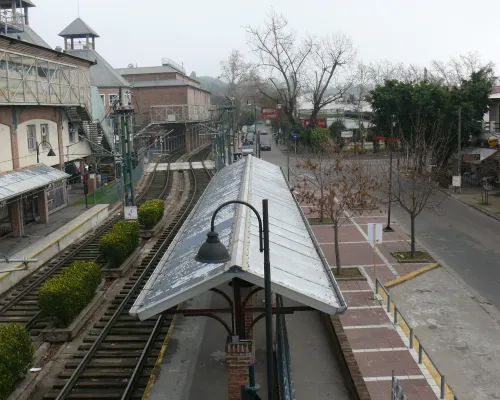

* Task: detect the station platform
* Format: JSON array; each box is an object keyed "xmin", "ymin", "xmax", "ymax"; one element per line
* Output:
[
  {"xmin": 0, "ymin": 203, "xmax": 109, "ymax": 295},
  {"xmin": 145, "ymin": 286, "xmax": 350, "ymax": 400}
]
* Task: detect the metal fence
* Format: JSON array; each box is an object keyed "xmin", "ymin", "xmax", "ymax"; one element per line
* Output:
[
  {"xmin": 376, "ymin": 279, "xmax": 459, "ymax": 400},
  {"xmin": 275, "ymin": 295, "xmax": 296, "ymax": 400},
  {"xmin": 72, "ymin": 157, "xmax": 145, "ymax": 206}
]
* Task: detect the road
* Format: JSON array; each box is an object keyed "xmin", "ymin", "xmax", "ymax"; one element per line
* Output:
[{"xmin": 261, "ymin": 144, "xmax": 500, "ymax": 311}]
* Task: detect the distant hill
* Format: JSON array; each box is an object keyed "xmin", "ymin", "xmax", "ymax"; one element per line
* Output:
[{"xmin": 196, "ymin": 76, "xmax": 228, "ymax": 94}]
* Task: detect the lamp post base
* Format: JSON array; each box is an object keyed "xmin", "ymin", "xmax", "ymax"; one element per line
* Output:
[{"xmin": 383, "ymin": 226, "xmax": 394, "ymax": 232}]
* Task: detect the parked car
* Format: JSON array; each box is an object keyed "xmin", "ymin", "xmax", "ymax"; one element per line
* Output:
[
  {"xmin": 242, "ymin": 143, "xmax": 254, "ymax": 156},
  {"xmin": 260, "ymin": 138, "xmax": 271, "ymax": 151}
]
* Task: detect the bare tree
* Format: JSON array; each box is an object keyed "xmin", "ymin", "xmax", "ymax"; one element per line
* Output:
[
  {"xmin": 296, "ymin": 141, "xmax": 378, "ymax": 274},
  {"xmin": 303, "ymin": 33, "xmax": 356, "ymax": 126},
  {"xmin": 430, "ymin": 52, "xmax": 495, "ymax": 86},
  {"xmin": 246, "ymin": 11, "xmax": 312, "ymax": 125},
  {"xmin": 353, "ymin": 62, "xmax": 371, "ymax": 150},
  {"xmin": 219, "ymin": 50, "xmax": 255, "ymax": 102},
  {"xmin": 381, "ymin": 115, "xmax": 451, "ymax": 257}
]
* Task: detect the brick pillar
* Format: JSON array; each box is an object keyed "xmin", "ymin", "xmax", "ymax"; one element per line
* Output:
[
  {"xmin": 8, "ymin": 199, "xmax": 22, "ymax": 236},
  {"xmin": 37, "ymin": 189, "xmax": 49, "ymax": 223},
  {"xmin": 226, "ymin": 339, "xmax": 254, "ymax": 400},
  {"xmin": 242, "ymin": 287, "xmax": 256, "ymax": 339}
]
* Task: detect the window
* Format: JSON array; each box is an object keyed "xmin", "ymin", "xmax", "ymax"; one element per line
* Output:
[
  {"xmin": 27, "ymin": 125, "xmax": 36, "ymax": 151},
  {"xmin": 124, "ymin": 91, "xmax": 131, "ymax": 106},
  {"xmin": 40, "ymin": 124, "xmax": 49, "ymax": 144},
  {"xmin": 68, "ymin": 123, "xmax": 77, "ymax": 143},
  {"xmin": 109, "ymin": 94, "xmax": 118, "ymax": 107},
  {"xmin": 100, "ymin": 94, "xmax": 105, "ymax": 104}
]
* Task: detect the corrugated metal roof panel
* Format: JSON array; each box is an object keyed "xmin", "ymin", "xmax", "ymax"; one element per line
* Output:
[
  {"xmin": 59, "ymin": 17, "xmax": 99, "ymax": 37},
  {"xmin": 130, "ymin": 156, "xmax": 346, "ymax": 321},
  {"xmin": 0, "ymin": 164, "xmax": 69, "ymax": 202}
]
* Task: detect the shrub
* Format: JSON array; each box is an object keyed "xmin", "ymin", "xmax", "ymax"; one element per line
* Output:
[
  {"xmin": 138, "ymin": 200, "xmax": 165, "ymax": 229},
  {"xmin": 0, "ymin": 323, "xmax": 34, "ymax": 399},
  {"xmin": 99, "ymin": 221, "xmax": 140, "ymax": 267},
  {"xmin": 38, "ymin": 261, "xmax": 102, "ymax": 327}
]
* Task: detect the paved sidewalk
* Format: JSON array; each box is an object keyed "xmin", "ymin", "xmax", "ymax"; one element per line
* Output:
[
  {"xmin": 302, "ymin": 206, "xmax": 441, "ymax": 399},
  {"xmin": 440, "ymin": 184, "xmax": 500, "ymax": 221}
]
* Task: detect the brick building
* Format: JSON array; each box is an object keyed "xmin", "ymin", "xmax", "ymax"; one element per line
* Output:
[{"xmin": 116, "ymin": 60, "xmax": 212, "ymax": 153}]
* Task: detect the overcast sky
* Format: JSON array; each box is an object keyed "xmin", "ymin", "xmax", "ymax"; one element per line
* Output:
[{"xmin": 30, "ymin": 0, "xmax": 498, "ymax": 78}]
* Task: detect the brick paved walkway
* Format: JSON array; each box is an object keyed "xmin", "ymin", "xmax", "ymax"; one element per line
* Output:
[{"xmin": 302, "ymin": 205, "xmax": 441, "ymax": 400}]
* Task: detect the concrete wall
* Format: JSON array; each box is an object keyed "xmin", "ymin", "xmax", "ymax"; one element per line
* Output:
[
  {"xmin": 0, "ymin": 123, "xmax": 13, "ymax": 172},
  {"xmin": 0, "ymin": 204, "xmax": 110, "ymax": 296},
  {"xmin": 60, "ymin": 118, "xmax": 93, "ymax": 166}
]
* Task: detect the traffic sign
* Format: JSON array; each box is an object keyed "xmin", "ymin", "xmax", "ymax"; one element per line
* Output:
[
  {"xmin": 367, "ymin": 223, "xmax": 383, "ymax": 245},
  {"xmin": 124, "ymin": 206, "xmax": 138, "ymax": 220},
  {"xmin": 292, "ymin": 134, "xmax": 298, "ymax": 140}
]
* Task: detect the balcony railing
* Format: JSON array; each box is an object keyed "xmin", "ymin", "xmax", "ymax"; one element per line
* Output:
[
  {"xmin": 0, "ymin": 46, "xmax": 91, "ymax": 111},
  {"xmin": 483, "ymin": 121, "xmax": 500, "ymax": 133},
  {"xmin": 150, "ymin": 104, "xmax": 210, "ymax": 124},
  {"xmin": 0, "ymin": 12, "xmax": 25, "ymax": 32}
]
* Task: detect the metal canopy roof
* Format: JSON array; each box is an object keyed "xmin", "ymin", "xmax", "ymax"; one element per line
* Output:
[
  {"xmin": 130, "ymin": 156, "xmax": 347, "ymax": 321},
  {"xmin": 0, "ymin": 164, "xmax": 69, "ymax": 203}
]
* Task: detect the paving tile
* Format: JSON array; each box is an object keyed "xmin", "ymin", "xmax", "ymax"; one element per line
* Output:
[
  {"xmin": 311, "ymin": 224, "xmax": 365, "ymax": 243},
  {"xmin": 321, "ymin": 242, "xmax": 384, "ymax": 266},
  {"xmin": 354, "ymin": 350, "xmax": 421, "ymax": 377},
  {"xmin": 342, "ymin": 291, "xmax": 379, "ymax": 307},
  {"xmin": 345, "ymin": 326, "xmax": 406, "ymax": 350},
  {"xmin": 362, "ymin": 265, "xmax": 395, "ymax": 284},
  {"xmin": 365, "ymin": 379, "xmax": 437, "ymax": 400},
  {"xmin": 338, "ymin": 280, "xmax": 371, "ymax": 291},
  {"xmin": 339, "ymin": 307, "xmax": 389, "ymax": 326}
]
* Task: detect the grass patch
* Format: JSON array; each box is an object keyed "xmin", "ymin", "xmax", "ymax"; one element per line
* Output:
[
  {"xmin": 392, "ymin": 250, "xmax": 435, "ymax": 263},
  {"xmin": 74, "ymin": 182, "xmax": 119, "ymax": 205},
  {"xmin": 476, "ymin": 202, "xmax": 490, "ymax": 206},
  {"xmin": 332, "ymin": 267, "xmax": 366, "ymax": 280},
  {"xmin": 308, "ymin": 217, "xmax": 333, "ymax": 224}
]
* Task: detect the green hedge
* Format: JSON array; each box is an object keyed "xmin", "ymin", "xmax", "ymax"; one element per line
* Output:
[
  {"xmin": 138, "ymin": 200, "xmax": 165, "ymax": 229},
  {"xmin": 38, "ymin": 261, "xmax": 102, "ymax": 327},
  {"xmin": 99, "ymin": 221, "xmax": 140, "ymax": 267},
  {"xmin": 0, "ymin": 324, "xmax": 34, "ymax": 399}
]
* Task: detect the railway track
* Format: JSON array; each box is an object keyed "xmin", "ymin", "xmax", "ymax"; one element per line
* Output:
[
  {"xmin": 0, "ymin": 147, "xmax": 186, "ymax": 335},
  {"xmin": 45, "ymin": 150, "xmax": 212, "ymax": 400}
]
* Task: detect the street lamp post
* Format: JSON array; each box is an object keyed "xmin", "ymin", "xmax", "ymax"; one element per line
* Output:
[
  {"xmin": 384, "ymin": 116, "xmax": 395, "ymax": 233},
  {"xmin": 247, "ymin": 97, "xmax": 259, "ymax": 159},
  {"xmin": 196, "ymin": 198, "xmax": 274, "ymax": 400},
  {"xmin": 36, "ymin": 141, "xmax": 56, "ymax": 164}
]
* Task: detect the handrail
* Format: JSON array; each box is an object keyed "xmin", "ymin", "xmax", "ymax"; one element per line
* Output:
[{"xmin": 375, "ymin": 279, "xmax": 459, "ymax": 400}]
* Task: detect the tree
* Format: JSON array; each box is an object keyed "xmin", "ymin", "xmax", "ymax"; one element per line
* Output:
[
  {"xmin": 303, "ymin": 33, "xmax": 356, "ymax": 127},
  {"xmin": 430, "ymin": 52, "xmax": 495, "ymax": 86},
  {"xmin": 296, "ymin": 140, "xmax": 378, "ymax": 274},
  {"xmin": 382, "ymin": 114, "xmax": 451, "ymax": 257},
  {"xmin": 246, "ymin": 12, "xmax": 312, "ymax": 126}
]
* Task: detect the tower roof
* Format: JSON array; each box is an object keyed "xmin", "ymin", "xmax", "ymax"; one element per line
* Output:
[
  {"xmin": 59, "ymin": 18, "xmax": 99, "ymax": 38},
  {"xmin": 0, "ymin": 0, "xmax": 35, "ymax": 9}
]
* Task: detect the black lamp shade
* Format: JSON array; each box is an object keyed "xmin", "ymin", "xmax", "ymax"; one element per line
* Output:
[
  {"xmin": 195, "ymin": 231, "xmax": 231, "ymax": 263},
  {"xmin": 47, "ymin": 148, "xmax": 56, "ymax": 157}
]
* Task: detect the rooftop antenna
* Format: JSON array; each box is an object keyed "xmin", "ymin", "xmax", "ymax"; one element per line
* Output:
[{"xmin": 77, "ymin": 0, "xmax": 80, "ymax": 17}]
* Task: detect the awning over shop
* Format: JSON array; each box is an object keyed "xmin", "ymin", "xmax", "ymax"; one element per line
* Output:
[
  {"xmin": 0, "ymin": 164, "xmax": 70, "ymax": 203},
  {"xmin": 459, "ymin": 147, "xmax": 499, "ymax": 164},
  {"xmin": 130, "ymin": 156, "xmax": 347, "ymax": 321}
]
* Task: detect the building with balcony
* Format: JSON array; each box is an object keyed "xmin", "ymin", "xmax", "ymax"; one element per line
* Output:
[
  {"xmin": 0, "ymin": 1, "xmax": 117, "ymax": 236},
  {"xmin": 116, "ymin": 60, "xmax": 212, "ymax": 153}
]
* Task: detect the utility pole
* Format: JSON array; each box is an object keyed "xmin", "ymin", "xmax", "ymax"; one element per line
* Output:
[
  {"xmin": 125, "ymin": 113, "xmax": 135, "ymax": 205},
  {"xmin": 119, "ymin": 112, "xmax": 130, "ymax": 207},
  {"xmin": 457, "ymin": 106, "xmax": 461, "ymax": 193},
  {"xmin": 384, "ymin": 115, "xmax": 394, "ymax": 232}
]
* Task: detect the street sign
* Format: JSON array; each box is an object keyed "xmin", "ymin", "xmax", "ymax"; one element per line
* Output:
[
  {"xmin": 292, "ymin": 134, "xmax": 298, "ymax": 140},
  {"xmin": 452, "ymin": 176, "xmax": 461, "ymax": 187},
  {"xmin": 124, "ymin": 206, "xmax": 138, "ymax": 220},
  {"xmin": 367, "ymin": 223, "xmax": 383, "ymax": 245},
  {"xmin": 261, "ymin": 107, "xmax": 280, "ymax": 119},
  {"xmin": 462, "ymin": 154, "xmax": 480, "ymax": 162},
  {"xmin": 341, "ymin": 130, "xmax": 353, "ymax": 138},
  {"xmin": 301, "ymin": 118, "xmax": 327, "ymax": 128},
  {"xmin": 488, "ymin": 136, "xmax": 499, "ymax": 148}
]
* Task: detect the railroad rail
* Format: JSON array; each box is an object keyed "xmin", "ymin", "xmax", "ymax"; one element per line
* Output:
[
  {"xmin": 46, "ymin": 149, "xmax": 213, "ymax": 400},
  {"xmin": 0, "ymin": 147, "xmax": 186, "ymax": 334}
]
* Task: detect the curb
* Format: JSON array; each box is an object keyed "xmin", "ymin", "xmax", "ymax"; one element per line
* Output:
[
  {"xmin": 437, "ymin": 187, "xmax": 500, "ymax": 223},
  {"xmin": 385, "ymin": 263, "xmax": 439, "ymax": 288}
]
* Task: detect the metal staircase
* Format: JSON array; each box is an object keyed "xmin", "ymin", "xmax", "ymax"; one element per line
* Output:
[{"xmin": 64, "ymin": 87, "xmax": 115, "ymax": 157}]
